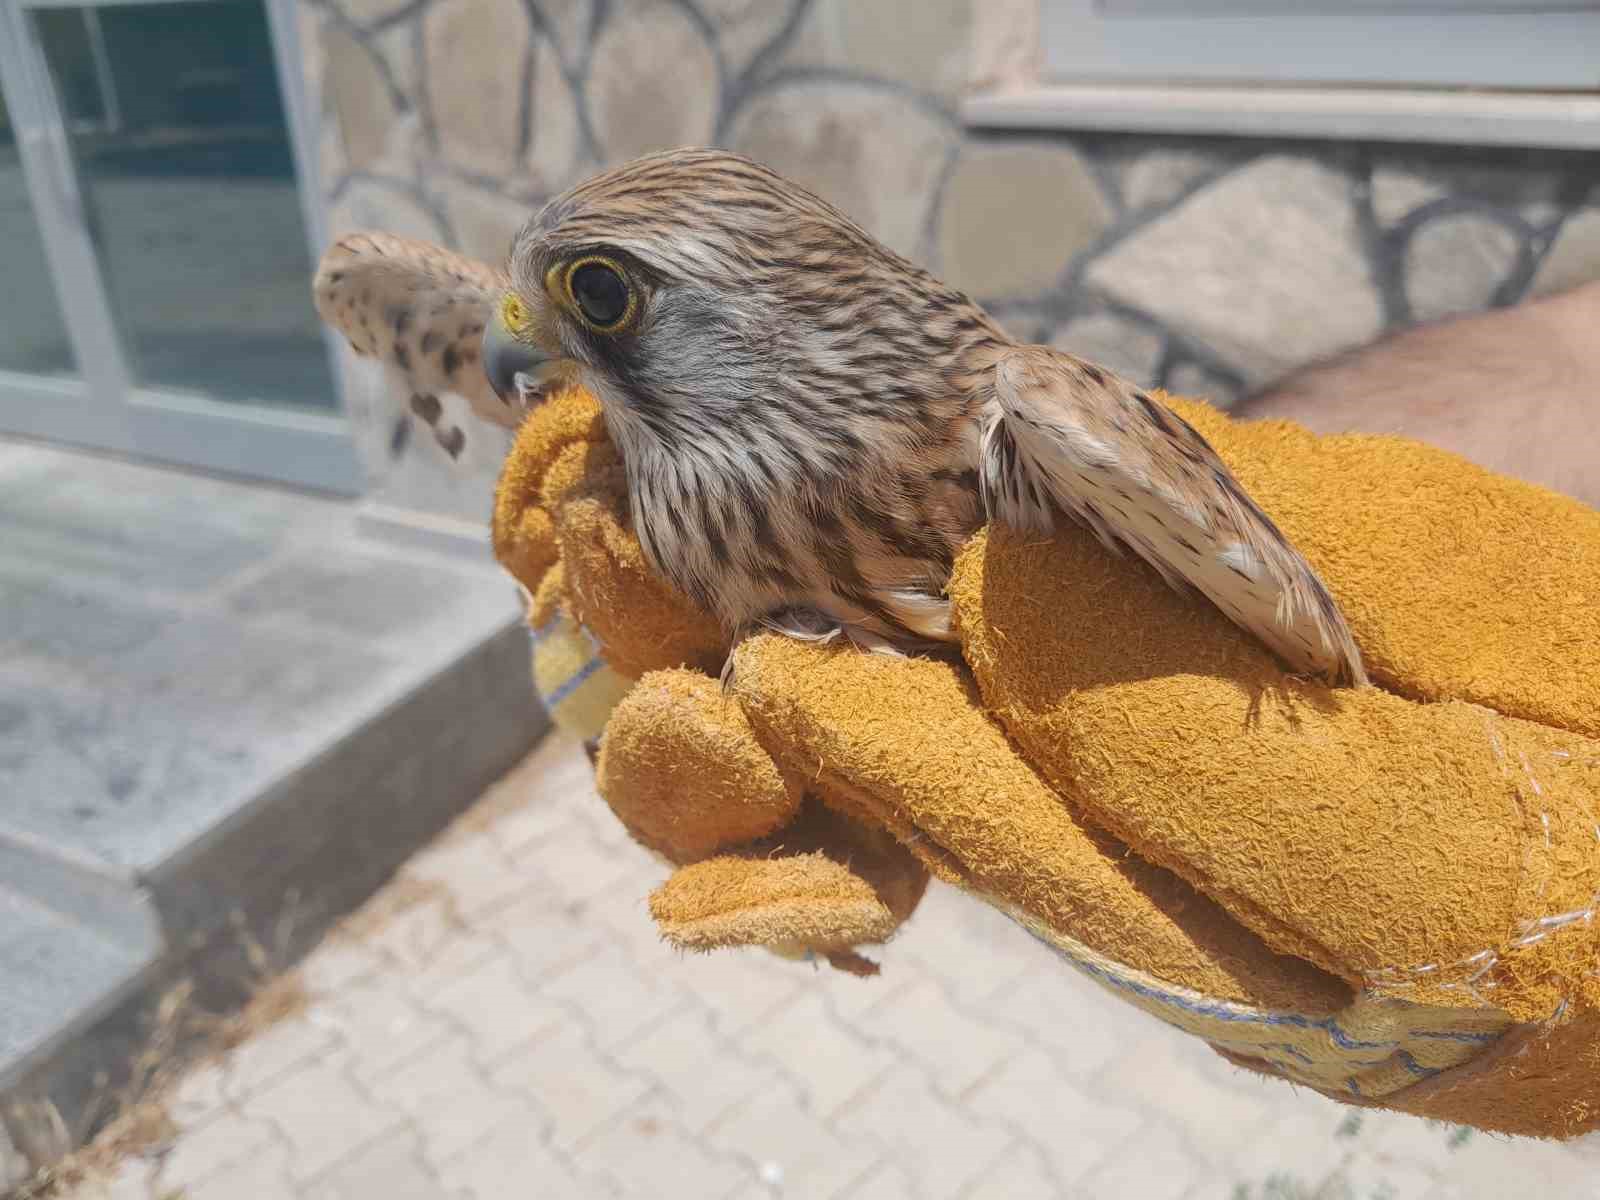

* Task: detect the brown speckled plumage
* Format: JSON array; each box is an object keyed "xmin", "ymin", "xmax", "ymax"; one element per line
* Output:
[{"xmin": 314, "ymin": 149, "xmax": 1365, "ymax": 685}]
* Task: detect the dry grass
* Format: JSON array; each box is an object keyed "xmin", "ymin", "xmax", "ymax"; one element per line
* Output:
[{"xmin": 4, "ymin": 916, "xmax": 311, "ymax": 1200}]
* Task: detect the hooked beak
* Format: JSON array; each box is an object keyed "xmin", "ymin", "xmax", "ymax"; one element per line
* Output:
[{"xmin": 482, "ymin": 303, "xmax": 555, "ymax": 407}]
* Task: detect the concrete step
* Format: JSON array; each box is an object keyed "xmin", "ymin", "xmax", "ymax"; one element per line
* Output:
[
  {"xmin": 0, "ymin": 881, "xmax": 156, "ymax": 1097},
  {"xmin": 0, "ymin": 439, "xmax": 548, "ymax": 1178}
]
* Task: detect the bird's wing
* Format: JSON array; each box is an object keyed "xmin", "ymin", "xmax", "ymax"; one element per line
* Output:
[
  {"xmin": 980, "ymin": 344, "xmax": 1366, "ymax": 686},
  {"xmin": 313, "ymin": 232, "xmax": 526, "ymax": 459}
]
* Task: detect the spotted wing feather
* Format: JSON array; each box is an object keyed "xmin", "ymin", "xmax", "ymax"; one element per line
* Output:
[
  {"xmin": 313, "ymin": 232, "xmax": 526, "ymax": 459},
  {"xmin": 979, "ymin": 344, "xmax": 1366, "ymax": 686}
]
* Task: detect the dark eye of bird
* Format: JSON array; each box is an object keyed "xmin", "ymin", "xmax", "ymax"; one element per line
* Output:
[{"xmin": 571, "ymin": 261, "xmax": 629, "ymax": 328}]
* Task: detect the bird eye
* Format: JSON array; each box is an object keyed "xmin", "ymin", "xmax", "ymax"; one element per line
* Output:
[{"xmin": 567, "ymin": 259, "xmax": 632, "ymax": 330}]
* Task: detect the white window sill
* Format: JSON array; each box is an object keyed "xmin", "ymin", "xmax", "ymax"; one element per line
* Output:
[{"xmin": 963, "ymin": 84, "xmax": 1600, "ymax": 150}]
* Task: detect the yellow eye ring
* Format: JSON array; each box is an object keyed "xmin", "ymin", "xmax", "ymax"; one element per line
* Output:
[
  {"xmin": 561, "ymin": 255, "xmax": 637, "ymax": 333},
  {"xmin": 499, "ymin": 292, "xmax": 533, "ymax": 337}
]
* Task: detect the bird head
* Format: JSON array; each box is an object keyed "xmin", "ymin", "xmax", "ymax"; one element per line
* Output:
[{"xmin": 481, "ymin": 148, "xmax": 995, "ymax": 460}]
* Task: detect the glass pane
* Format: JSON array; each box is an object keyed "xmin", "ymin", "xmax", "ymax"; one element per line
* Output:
[
  {"xmin": 0, "ymin": 85, "xmax": 77, "ymax": 377},
  {"xmin": 34, "ymin": 0, "xmax": 335, "ymax": 410}
]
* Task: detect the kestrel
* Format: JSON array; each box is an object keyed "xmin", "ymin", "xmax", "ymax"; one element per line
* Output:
[{"xmin": 315, "ymin": 149, "xmax": 1366, "ymax": 685}]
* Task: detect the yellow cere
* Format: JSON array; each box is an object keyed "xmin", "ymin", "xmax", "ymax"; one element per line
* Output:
[{"xmin": 500, "ymin": 292, "xmax": 532, "ymax": 336}]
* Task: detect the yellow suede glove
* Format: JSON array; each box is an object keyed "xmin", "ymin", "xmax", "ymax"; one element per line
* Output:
[{"xmin": 492, "ymin": 384, "xmax": 1600, "ymax": 1138}]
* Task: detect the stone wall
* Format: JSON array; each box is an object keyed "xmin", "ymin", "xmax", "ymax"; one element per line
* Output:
[{"xmin": 297, "ymin": 0, "xmax": 1600, "ymax": 523}]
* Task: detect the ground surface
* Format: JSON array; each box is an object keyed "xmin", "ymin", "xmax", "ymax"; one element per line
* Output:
[{"xmin": 52, "ymin": 736, "xmax": 1600, "ymax": 1200}]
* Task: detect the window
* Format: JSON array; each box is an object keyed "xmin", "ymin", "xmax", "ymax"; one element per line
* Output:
[{"xmin": 966, "ymin": 2, "xmax": 1600, "ymax": 148}]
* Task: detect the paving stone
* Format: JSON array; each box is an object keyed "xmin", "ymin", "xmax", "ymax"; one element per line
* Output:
[
  {"xmin": 525, "ymin": 825, "xmax": 647, "ymax": 905},
  {"xmin": 423, "ymin": 0, "xmax": 530, "ymax": 175},
  {"xmin": 938, "ymin": 141, "xmax": 1111, "ymax": 299},
  {"xmin": 490, "ymin": 1022, "xmax": 653, "ymax": 1151},
  {"xmin": 302, "ymin": 1125, "xmax": 446, "ymax": 1200},
  {"xmin": 589, "ymin": 0, "xmax": 718, "ymax": 167},
  {"xmin": 422, "ymin": 953, "xmax": 566, "ymax": 1064},
  {"xmin": 581, "ymin": 1096, "xmax": 751, "ymax": 1197},
  {"xmin": 650, "ymin": 946, "xmax": 806, "ymax": 1037},
  {"xmin": 1087, "ymin": 157, "xmax": 1383, "ymax": 388},
  {"xmin": 839, "ymin": 1161, "xmax": 917, "ymax": 1200},
  {"xmin": 979, "ymin": 959, "xmax": 1157, "ymax": 1082},
  {"xmin": 960, "ymin": 1146, "xmax": 1064, "ymax": 1200},
  {"xmin": 378, "ymin": 1033, "xmax": 509, "ymax": 1166},
  {"xmin": 1334, "ymin": 1151, "xmax": 1442, "ymax": 1200},
  {"xmin": 1073, "ymin": 1129, "xmax": 1211, "ymax": 1200},
  {"xmin": 166, "ymin": 1061, "xmax": 227, "ymax": 1134},
  {"xmin": 151, "ymin": 1108, "xmax": 277, "ymax": 1193},
  {"xmin": 298, "ymin": 935, "xmax": 388, "ymax": 996},
  {"xmin": 540, "ymin": 943, "xmax": 689, "ymax": 1050},
  {"xmin": 238, "ymin": 1058, "xmax": 406, "ymax": 1183},
  {"xmin": 850, "ymin": 977, "xmax": 1025, "ymax": 1099},
  {"xmin": 435, "ymin": 1099, "xmax": 610, "ymax": 1199},
  {"xmin": 1098, "ymin": 1036, "xmax": 1279, "ymax": 1173},
  {"xmin": 1405, "ymin": 213, "xmax": 1521, "ymax": 321},
  {"xmin": 222, "ymin": 1014, "xmax": 341, "ymax": 1102},
  {"xmin": 307, "ymin": 976, "xmax": 454, "ymax": 1083},
  {"xmin": 180, "ymin": 1140, "xmax": 298, "ymax": 1200},
  {"xmin": 708, "ymin": 1085, "xmax": 880, "ymax": 1200},
  {"xmin": 1220, "ymin": 1085, "xmax": 1353, "ymax": 1193},
  {"xmin": 781, "ymin": 0, "xmax": 973, "ymax": 102},
  {"xmin": 406, "ymin": 832, "xmax": 532, "ymax": 918},
  {"xmin": 966, "ymin": 1050, "xmax": 1142, "ymax": 1185},
  {"xmin": 836, "ymin": 1064, "xmax": 1010, "ymax": 1200},
  {"xmin": 1529, "ymin": 208, "xmax": 1600, "ymax": 298},
  {"xmin": 1050, "ymin": 311, "xmax": 1166, "ymax": 388},
  {"xmin": 727, "ymin": 81, "xmax": 955, "ymax": 261},
  {"xmin": 323, "ymin": 25, "xmax": 396, "ymax": 172},
  {"xmin": 1119, "ymin": 148, "xmax": 1222, "ymax": 212},
  {"xmin": 736, "ymin": 988, "xmax": 898, "ymax": 1117},
  {"xmin": 1370, "ymin": 167, "xmax": 1447, "ymax": 228},
  {"xmin": 494, "ymin": 888, "xmax": 610, "ymax": 980},
  {"xmin": 613, "ymin": 1007, "xmax": 770, "ymax": 1133}
]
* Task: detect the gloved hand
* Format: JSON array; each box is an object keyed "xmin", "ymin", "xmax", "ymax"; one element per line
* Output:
[{"xmin": 493, "ymin": 383, "xmax": 1600, "ymax": 1138}]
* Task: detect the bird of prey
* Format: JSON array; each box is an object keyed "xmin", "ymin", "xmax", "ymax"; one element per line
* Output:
[{"xmin": 315, "ymin": 148, "xmax": 1366, "ymax": 686}]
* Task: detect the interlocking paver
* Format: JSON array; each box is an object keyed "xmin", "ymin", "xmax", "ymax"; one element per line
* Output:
[
  {"xmin": 1072, "ymin": 1127, "xmax": 1212, "ymax": 1200},
  {"xmin": 540, "ymin": 942, "xmax": 689, "ymax": 1051},
  {"xmin": 580, "ymin": 1097, "xmax": 752, "ymax": 1198},
  {"xmin": 301, "ymin": 1126, "xmax": 448, "ymax": 1200},
  {"xmin": 165, "ymin": 1059, "xmax": 227, "ymax": 1133},
  {"xmin": 150, "ymin": 1108, "xmax": 278, "ymax": 1193},
  {"xmin": 836, "ymin": 1064, "xmax": 1012, "ymax": 1200},
  {"xmin": 435, "ymin": 1099, "xmax": 611, "ymax": 1200},
  {"xmin": 418, "ymin": 954, "xmax": 566, "ymax": 1065},
  {"xmin": 48, "ymin": 736, "xmax": 1600, "ymax": 1200},
  {"xmin": 738, "ymin": 988, "xmax": 902, "ymax": 1118},
  {"xmin": 236, "ymin": 1058, "xmax": 405, "ymax": 1183},
  {"xmin": 180, "ymin": 1139, "xmax": 298, "ymax": 1200},
  {"xmin": 959, "ymin": 1146, "xmax": 1068, "ymax": 1200},
  {"xmin": 406, "ymin": 832, "xmax": 530, "ymax": 919},
  {"xmin": 613, "ymin": 1006, "xmax": 770, "ymax": 1133},
  {"xmin": 489, "ymin": 1022, "xmax": 653, "ymax": 1152},
  {"xmin": 307, "ymin": 976, "xmax": 453, "ymax": 1083},
  {"xmin": 380, "ymin": 1033, "xmax": 514, "ymax": 1166},
  {"xmin": 850, "ymin": 977, "xmax": 1026, "ymax": 1099},
  {"xmin": 1099, "ymin": 1035, "xmax": 1281, "ymax": 1173},
  {"xmin": 222, "ymin": 1014, "xmax": 340, "ymax": 1102},
  {"xmin": 707, "ymin": 1085, "xmax": 882, "ymax": 1200},
  {"xmin": 965, "ymin": 1049, "xmax": 1143, "ymax": 1186}
]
